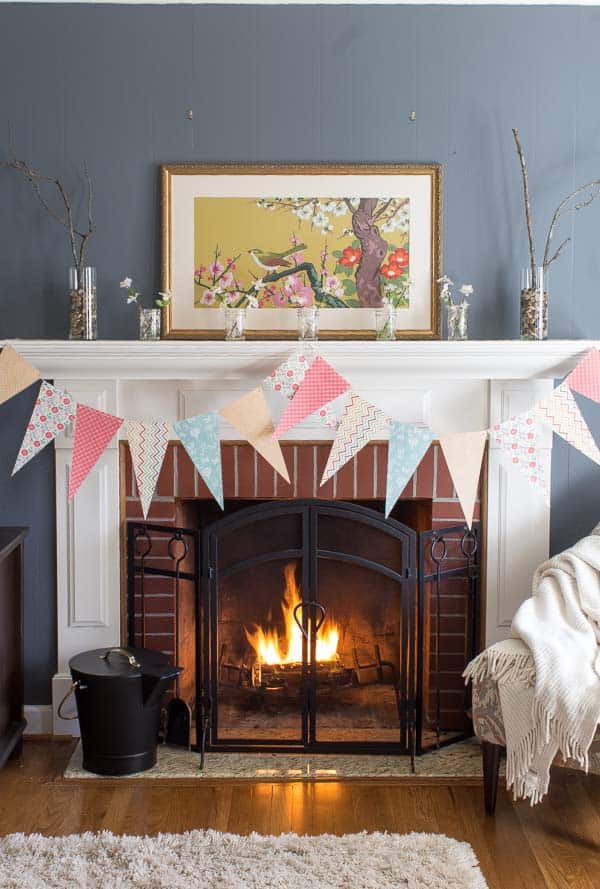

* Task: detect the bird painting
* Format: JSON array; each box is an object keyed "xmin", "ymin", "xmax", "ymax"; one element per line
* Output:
[{"xmin": 248, "ymin": 244, "xmax": 307, "ymax": 272}]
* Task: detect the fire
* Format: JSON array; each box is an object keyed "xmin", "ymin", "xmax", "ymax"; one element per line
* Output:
[{"xmin": 245, "ymin": 563, "xmax": 340, "ymax": 666}]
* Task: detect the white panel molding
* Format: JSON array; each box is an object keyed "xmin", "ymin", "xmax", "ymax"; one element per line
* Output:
[{"xmin": 23, "ymin": 705, "xmax": 54, "ymax": 736}]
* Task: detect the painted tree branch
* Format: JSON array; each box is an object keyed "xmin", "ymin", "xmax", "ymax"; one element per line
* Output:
[
  {"xmin": 512, "ymin": 128, "xmax": 537, "ymax": 283},
  {"xmin": 263, "ymin": 262, "xmax": 347, "ymax": 308},
  {"xmin": 0, "ymin": 128, "xmax": 95, "ymax": 278}
]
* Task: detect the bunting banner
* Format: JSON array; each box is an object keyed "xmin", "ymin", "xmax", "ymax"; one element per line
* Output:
[
  {"xmin": 321, "ymin": 392, "xmax": 388, "ymax": 486},
  {"xmin": 565, "ymin": 348, "xmax": 600, "ymax": 405},
  {"xmin": 173, "ymin": 412, "xmax": 224, "ymax": 509},
  {"xmin": 273, "ymin": 355, "xmax": 351, "ymax": 439},
  {"xmin": 126, "ymin": 419, "xmax": 171, "ymax": 519},
  {"xmin": 0, "ymin": 345, "xmax": 40, "ymax": 408},
  {"xmin": 68, "ymin": 405, "xmax": 123, "ymax": 501},
  {"xmin": 13, "ymin": 383, "xmax": 76, "ymax": 474},
  {"xmin": 492, "ymin": 411, "xmax": 550, "ymax": 503},
  {"xmin": 534, "ymin": 382, "xmax": 600, "ymax": 466},
  {"xmin": 263, "ymin": 350, "xmax": 338, "ymax": 429},
  {"xmin": 220, "ymin": 387, "xmax": 290, "ymax": 482},
  {"xmin": 385, "ymin": 422, "xmax": 433, "ymax": 518},
  {"xmin": 439, "ymin": 430, "xmax": 488, "ymax": 529}
]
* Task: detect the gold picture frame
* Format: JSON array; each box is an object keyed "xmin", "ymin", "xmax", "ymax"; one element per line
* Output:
[{"xmin": 160, "ymin": 163, "xmax": 442, "ymax": 340}]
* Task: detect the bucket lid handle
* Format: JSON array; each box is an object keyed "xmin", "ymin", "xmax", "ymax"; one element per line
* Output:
[{"xmin": 99, "ymin": 648, "xmax": 141, "ymax": 669}]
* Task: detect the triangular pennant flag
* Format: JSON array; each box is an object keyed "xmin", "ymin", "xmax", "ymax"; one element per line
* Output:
[
  {"xmin": 13, "ymin": 382, "xmax": 76, "ymax": 474},
  {"xmin": 173, "ymin": 412, "xmax": 224, "ymax": 509},
  {"xmin": 0, "ymin": 345, "xmax": 40, "ymax": 408},
  {"xmin": 491, "ymin": 411, "xmax": 550, "ymax": 503},
  {"xmin": 68, "ymin": 404, "xmax": 123, "ymax": 501},
  {"xmin": 439, "ymin": 430, "xmax": 488, "ymax": 529},
  {"xmin": 321, "ymin": 393, "xmax": 388, "ymax": 485},
  {"xmin": 534, "ymin": 382, "xmax": 600, "ymax": 466},
  {"xmin": 126, "ymin": 419, "xmax": 171, "ymax": 519},
  {"xmin": 263, "ymin": 351, "xmax": 338, "ymax": 429},
  {"xmin": 220, "ymin": 387, "xmax": 290, "ymax": 483},
  {"xmin": 565, "ymin": 349, "xmax": 600, "ymax": 405},
  {"xmin": 385, "ymin": 422, "xmax": 433, "ymax": 518},
  {"xmin": 273, "ymin": 355, "xmax": 350, "ymax": 439}
]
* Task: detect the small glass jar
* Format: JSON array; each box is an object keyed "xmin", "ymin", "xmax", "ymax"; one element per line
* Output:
[
  {"xmin": 224, "ymin": 307, "xmax": 246, "ymax": 341},
  {"xmin": 520, "ymin": 267, "xmax": 548, "ymax": 340},
  {"xmin": 69, "ymin": 266, "xmax": 97, "ymax": 340},
  {"xmin": 297, "ymin": 306, "xmax": 319, "ymax": 341},
  {"xmin": 374, "ymin": 305, "xmax": 396, "ymax": 341},
  {"xmin": 447, "ymin": 300, "xmax": 469, "ymax": 341},
  {"xmin": 139, "ymin": 307, "xmax": 161, "ymax": 341}
]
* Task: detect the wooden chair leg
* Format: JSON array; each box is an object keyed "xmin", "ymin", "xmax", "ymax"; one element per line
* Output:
[{"xmin": 482, "ymin": 741, "xmax": 502, "ymax": 815}]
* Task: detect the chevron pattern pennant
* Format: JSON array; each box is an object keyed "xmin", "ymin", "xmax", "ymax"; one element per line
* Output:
[
  {"xmin": 173, "ymin": 412, "xmax": 224, "ymax": 509},
  {"xmin": 69, "ymin": 404, "xmax": 123, "ymax": 500},
  {"xmin": 0, "ymin": 345, "xmax": 40, "ymax": 408},
  {"xmin": 321, "ymin": 393, "xmax": 388, "ymax": 485},
  {"xmin": 13, "ymin": 383, "xmax": 76, "ymax": 474},
  {"xmin": 263, "ymin": 351, "xmax": 338, "ymax": 430},
  {"xmin": 126, "ymin": 419, "xmax": 171, "ymax": 518},
  {"xmin": 491, "ymin": 411, "xmax": 550, "ymax": 503},
  {"xmin": 273, "ymin": 356, "xmax": 351, "ymax": 439},
  {"xmin": 385, "ymin": 422, "xmax": 433, "ymax": 518},
  {"xmin": 565, "ymin": 348, "xmax": 600, "ymax": 405},
  {"xmin": 534, "ymin": 382, "xmax": 600, "ymax": 466}
]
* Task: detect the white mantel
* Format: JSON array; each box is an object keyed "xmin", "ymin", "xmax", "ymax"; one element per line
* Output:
[{"xmin": 6, "ymin": 339, "xmax": 597, "ymax": 735}]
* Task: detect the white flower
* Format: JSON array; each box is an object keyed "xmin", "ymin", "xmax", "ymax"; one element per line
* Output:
[
  {"xmin": 120, "ymin": 277, "xmax": 132, "ymax": 289},
  {"xmin": 127, "ymin": 291, "xmax": 139, "ymax": 305},
  {"xmin": 332, "ymin": 202, "xmax": 347, "ymax": 216},
  {"xmin": 295, "ymin": 205, "xmax": 312, "ymax": 221},
  {"xmin": 459, "ymin": 284, "xmax": 474, "ymax": 296},
  {"xmin": 313, "ymin": 211, "xmax": 330, "ymax": 230},
  {"xmin": 247, "ymin": 295, "xmax": 259, "ymax": 309},
  {"xmin": 253, "ymin": 278, "xmax": 266, "ymax": 291},
  {"xmin": 437, "ymin": 275, "xmax": 454, "ymax": 287}
]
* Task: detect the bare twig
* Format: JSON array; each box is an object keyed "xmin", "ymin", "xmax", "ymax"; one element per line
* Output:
[
  {"xmin": 512, "ymin": 128, "xmax": 537, "ymax": 283},
  {"xmin": 542, "ymin": 180, "xmax": 600, "ymax": 269},
  {"xmin": 0, "ymin": 127, "xmax": 95, "ymax": 278}
]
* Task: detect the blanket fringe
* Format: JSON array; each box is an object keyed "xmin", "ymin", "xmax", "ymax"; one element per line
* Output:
[{"xmin": 463, "ymin": 647, "xmax": 535, "ymax": 687}]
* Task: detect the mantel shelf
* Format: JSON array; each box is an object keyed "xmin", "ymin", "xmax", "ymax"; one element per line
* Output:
[{"xmin": 2, "ymin": 338, "xmax": 597, "ymax": 381}]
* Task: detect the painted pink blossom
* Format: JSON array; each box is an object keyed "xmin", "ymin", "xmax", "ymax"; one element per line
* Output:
[
  {"xmin": 283, "ymin": 274, "xmax": 303, "ymax": 296},
  {"xmin": 201, "ymin": 290, "xmax": 217, "ymax": 305},
  {"xmin": 289, "ymin": 252, "xmax": 305, "ymax": 265},
  {"xmin": 272, "ymin": 290, "xmax": 289, "ymax": 307},
  {"xmin": 220, "ymin": 271, "xmax": 234, "ymax": 288},
  {"xmin": 194, "ymin": 266, "xmax": 207, "ymax": 277},
  {"xmin": 209, "ymin": 261, "xmax": 224, "ymax": 277}
]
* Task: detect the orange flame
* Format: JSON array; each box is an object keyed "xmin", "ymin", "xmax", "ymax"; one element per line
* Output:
[{"xmin": 245, "ymin": 563, "xmax": 339, "ymax": 665}]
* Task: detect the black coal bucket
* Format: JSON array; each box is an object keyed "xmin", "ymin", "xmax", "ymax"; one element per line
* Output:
[{"xmin": 67, "ymin": 647, "xmax": 183, "ymax": 776}]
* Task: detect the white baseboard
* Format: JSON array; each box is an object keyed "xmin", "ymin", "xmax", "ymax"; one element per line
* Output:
[{"xmin": 23, "ymin": 705, "xmax": 54, "ymax": 736}]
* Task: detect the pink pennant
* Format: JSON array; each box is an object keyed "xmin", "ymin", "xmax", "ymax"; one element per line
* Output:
[
  {"xmin": 565, "ymin": 349, "xmax": 600, "ymax": 405},
  {"xmin": 273, "ymin": 356, "xmax": 350, "ymax": 439},
  {"xmin": 69, "ymin": 404, "xmax": 123, "ymax": 500}
]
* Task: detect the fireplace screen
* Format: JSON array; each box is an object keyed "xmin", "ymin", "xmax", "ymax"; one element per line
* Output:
[{"xmin": 127, "ymin": 499, "xmax": 480, "ymax": 761}]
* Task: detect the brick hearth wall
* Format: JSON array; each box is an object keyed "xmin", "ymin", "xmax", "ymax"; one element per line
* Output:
[{"xmin": 123, "ymin": 441, "xmax": 482, "ymax": 734}]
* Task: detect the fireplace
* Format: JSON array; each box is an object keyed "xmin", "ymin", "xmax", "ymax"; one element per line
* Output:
[{"xmin": 126, "ymin": 487, "xmax": 481, "ymax": 763}]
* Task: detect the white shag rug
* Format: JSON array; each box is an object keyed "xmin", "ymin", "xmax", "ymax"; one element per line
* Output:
[{"xmin": 0, "ymin": 829, "xmax": 488, "ymax": 889}]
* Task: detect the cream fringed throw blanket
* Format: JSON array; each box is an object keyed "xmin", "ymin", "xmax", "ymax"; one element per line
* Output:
[{"xmin": 465, "ymin": 525, "xmax": 600, "ymax": 805}]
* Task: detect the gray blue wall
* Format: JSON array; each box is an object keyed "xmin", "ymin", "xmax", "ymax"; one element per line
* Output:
[{"xmin": 1, "ymin": 4, "xmax": 599, "ymax": 704}]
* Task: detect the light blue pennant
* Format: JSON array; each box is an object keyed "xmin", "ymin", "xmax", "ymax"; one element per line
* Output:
[
  {"xmin": 385, "ymin": 421, "xmax": 433, "ymax": 517},
  {"xmin": 173, "ymin": 411, "xmax": 224, "ymax": 509}
]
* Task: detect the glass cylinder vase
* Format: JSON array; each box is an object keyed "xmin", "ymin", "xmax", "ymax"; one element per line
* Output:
[
  {"xmin": 520, "ymin": 267, "xmax": 548, "ymax": 340},
  {"xmin": 139, "ymin": 307, "xmax": 161, "ymax": 341},
  {"xmin": 69, "ymin": 267, "xmax": 97, "ymax": 340},
  {"xmin": 297, "ymin": 306, "xmax": 319, "ymax": 341},
  {"xmin": 446, "ymin": 300, "xmax": 469, "ymax": 341},
  {"xmin": 223, "ymin": 307, "xmax": 247, "ymax": 341},
  {"xmin": 374, "ymin": 305, "xmax": 396, "ymax": 341}
]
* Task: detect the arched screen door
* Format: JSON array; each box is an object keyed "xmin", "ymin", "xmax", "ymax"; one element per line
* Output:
[{"xmin": 204, "ymin": 500, "xmax": 416, "ymax": 753}]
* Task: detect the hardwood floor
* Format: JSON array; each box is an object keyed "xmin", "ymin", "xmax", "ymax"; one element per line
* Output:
[{"xmin": 0, "ymin": 740, "xmax": 598, "ymax": 889}]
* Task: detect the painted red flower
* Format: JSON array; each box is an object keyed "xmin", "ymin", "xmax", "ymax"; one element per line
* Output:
[
  {"xmin": 339, "ymin": 246, "xmax": 362, "ymax": 267},
  {"xmin": 390, "ymin": 247, "xmax": 409, "ymax": 269},
  {"xmin": 380, "ymin": 262, "xmax": 403, "ymax": 280}
]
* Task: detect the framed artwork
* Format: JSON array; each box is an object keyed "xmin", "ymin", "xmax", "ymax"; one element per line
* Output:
[{"xmin": 160, "ymin": 164, "xmax": 442, "ymax": 340}]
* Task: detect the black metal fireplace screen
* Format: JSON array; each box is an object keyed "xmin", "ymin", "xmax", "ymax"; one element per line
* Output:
[{"xmin": 127, "ymin": 499, "xmax": 480, "ymax": 765}]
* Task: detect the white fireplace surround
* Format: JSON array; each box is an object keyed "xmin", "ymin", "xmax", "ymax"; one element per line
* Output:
[{"xmin": 5, "ymin": 338, "xmax": 598, "ymax": 736}]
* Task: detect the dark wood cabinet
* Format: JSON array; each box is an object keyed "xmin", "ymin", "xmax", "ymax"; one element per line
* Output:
[{"xmin": 0, "ymin": 527, "xmax": 28, "ymax": 769}]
